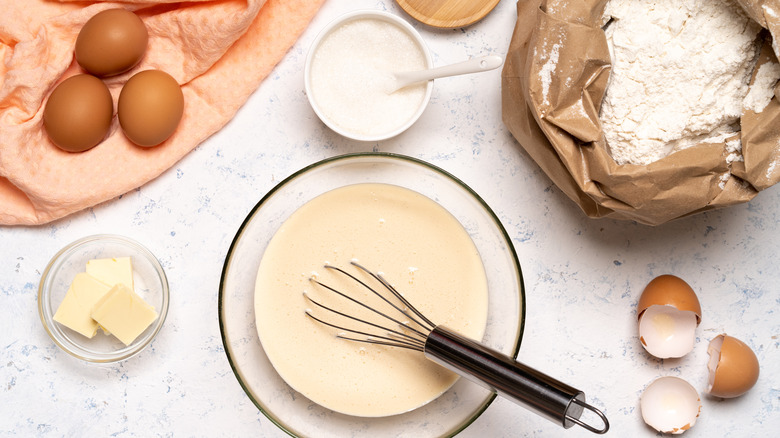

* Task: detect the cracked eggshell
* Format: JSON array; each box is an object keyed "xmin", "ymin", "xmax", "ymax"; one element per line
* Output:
[
  {"xmin": 637, "ymin": 275, "xmax": 701, "ymax": 359},
  {"xmin": 637, "ymin": 275, "xmax": 702, "ymax": 322},
  {"xmin": 641, "ymin": 376, "xmax": 701, "ymax": 434},
  {"xmin": 707, "ymin": 334, "xmax": 760, "ymax": 398}
]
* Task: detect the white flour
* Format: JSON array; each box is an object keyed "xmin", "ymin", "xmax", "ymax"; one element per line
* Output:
[
  {"xmin": 539, "ymin": 42, "xmax": 561, "ymax": 106},
  {"xmin": 719, "ymin": 136, "xmax": 745, "ymax": 189},
  {"xmin": 600, "ymin": 0, "xmax": 763, "ymax": 165},
  {"xmin": 743, "ymin": 60, "xmax": 780, "ymax": 113}
]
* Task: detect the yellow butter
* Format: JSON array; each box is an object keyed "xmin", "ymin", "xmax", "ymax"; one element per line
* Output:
[
  {"xmin": 86, "ymin": 257, "xmax": 134, "ymax": 290},
  {"xmin": 53, "ymin": 285, "xmax": 97, "ymax": 338},
  {"xmin": 91, "ymin": 284, "xmax": 158, "ymax": 346},
  {"xmin": 53, "ymin": 272, "xmax": 112, "ymax": 338}
]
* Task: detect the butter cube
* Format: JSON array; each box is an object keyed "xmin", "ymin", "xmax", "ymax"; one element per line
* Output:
[
  {"xmin": 53, "ymin": 272, "xmax": 112, "ymax": 338},
  {"xmin": 86, "ymin": 257, "xmax": 134, "ymax": 290},
  {"xmin": 53, "ymin": 285, "xmax": 97, "ymax": 338},
  {"xmin": 91, "ymin": 284, "xmax": 158, "ymax": 346}
]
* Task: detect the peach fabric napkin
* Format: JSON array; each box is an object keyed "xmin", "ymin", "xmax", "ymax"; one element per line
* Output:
[{"xmin": 0, "ymin": 0, "xmax": 324, "ymax": 225}]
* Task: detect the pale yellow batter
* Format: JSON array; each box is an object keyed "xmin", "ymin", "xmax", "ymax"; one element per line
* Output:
[{"xmin": 254, "ymin": 183, "xmax": 488, "ymax": 417}]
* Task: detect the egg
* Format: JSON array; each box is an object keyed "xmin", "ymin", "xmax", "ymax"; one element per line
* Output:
[
  {"xmin": 637, "ymin": 275, "xmax": 701, "ymax": 359},
  {"xmin": 118, "ymin": 70, "xmax": 184, "ymax": 147},
  {"xmin": 706, "ymin": 334, "xmax": 760, "ymax": 398},
  {"xmin": 76, "ymin": 9, "xmax": 148, "ymax": 77},
  {"xmin": 43, "ymin": 74, "xmax": 113, "ymax": 152},
  {"xmin": 640, "ymin": 376, "xmax": 701, "ymax": 434}
]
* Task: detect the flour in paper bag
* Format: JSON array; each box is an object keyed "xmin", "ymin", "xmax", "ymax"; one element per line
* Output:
[
  {"xmin": 743, "ymin": 60, "xmax": 780, "ymax": 113},
  {"xmin": 600, "ymin": 0, "xmax": 764, "ymax": 165}
]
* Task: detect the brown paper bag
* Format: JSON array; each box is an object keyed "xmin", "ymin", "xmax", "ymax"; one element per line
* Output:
[{"xmin": 502, "ymin": 0, "xmax": 780, "ymax": 225}]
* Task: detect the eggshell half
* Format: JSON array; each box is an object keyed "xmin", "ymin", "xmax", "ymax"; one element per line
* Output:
[
  {"xmin": 637, "ymin": 275, "xmax": 701, "ymax": 323},
  {"xmin": 638, "ymin": 304, "xmax": 698, "ymax": 359},
  {"xmin": 707, "ymin": 334, "xmax": 760, "ymax": 398},
  {"xmin": 641, "ymin": 376, "xmax": 701, "ymax": 434}
]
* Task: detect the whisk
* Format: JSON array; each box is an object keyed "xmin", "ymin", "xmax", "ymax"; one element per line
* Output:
[{"xmin": 304, "ymin": 261, "xmax": 609, "ymax": 434}]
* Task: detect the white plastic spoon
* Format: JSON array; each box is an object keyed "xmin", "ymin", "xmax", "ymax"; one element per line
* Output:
[{"xmin": 388, "ymin": 54, "xmax": 503, "ymax": 93}]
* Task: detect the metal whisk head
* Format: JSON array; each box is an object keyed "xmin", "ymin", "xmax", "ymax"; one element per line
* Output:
[{"xmin": 304, "ymin": 261, "xmax": 435, "ymax": 352}]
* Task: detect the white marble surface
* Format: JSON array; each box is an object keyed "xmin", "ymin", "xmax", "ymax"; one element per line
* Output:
[{"xmin": 2, "ymin": 0, "xmax": 779, "ymax": 436}]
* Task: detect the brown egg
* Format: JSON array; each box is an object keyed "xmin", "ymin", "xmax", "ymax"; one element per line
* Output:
[
  {"xmin": 707, "ymin": 334, "xmax": 760, "ymax": 398},
  {"xmin": 43, "ymin": 74, "xmax": 113, "ymax": 152},
  {"xmin": 118, "ymin": 70, "xmax": 184, "ymax": 147},
  {"xmin": 76, "ymin": 9, "xmax": 148, "ymax": 77},
  {"xmin": 637, "ymin": 275, "xmax": 702, "ymax": 323}
]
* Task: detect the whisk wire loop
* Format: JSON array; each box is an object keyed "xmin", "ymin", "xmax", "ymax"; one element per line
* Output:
[
  {"xmin": 566, "ymin": 399, "xmax": 610, "ymax": 434},
  {"xmin": 308, "ymin": 274, "xmax": 430, "ymax": 342},
  {"xmin": 304, "ymin": 292, "xmax": 425, "ymax": 350},
  {"xmin": 338, "ymin": 335, "xmax": 424, "ymax": 351},
  {"xmin": 348, "ymin": 262, "xmax": 437, "ymax": 330},
  {"xmin": 319, "ymin": 263, "xmax": 433, "ymax": 335}
]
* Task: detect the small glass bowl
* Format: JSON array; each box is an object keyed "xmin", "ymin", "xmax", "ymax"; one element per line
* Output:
[
  {"xmin": 304, "ymin": 10, "xmax": 434, "ymax": 141},
  {"xmin": 38, "ymin": 234, "xmax": 169, "ymax": 363}
]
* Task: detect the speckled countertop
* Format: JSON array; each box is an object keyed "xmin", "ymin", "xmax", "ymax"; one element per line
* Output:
[{"xmin": 2, "ymin": 1, "xmax": 778, "ymax": 437}]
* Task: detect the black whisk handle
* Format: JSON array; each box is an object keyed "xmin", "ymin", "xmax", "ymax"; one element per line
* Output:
[{"xmin": 424, "ymin": 326, "xmax": 609, "ymax": 434}]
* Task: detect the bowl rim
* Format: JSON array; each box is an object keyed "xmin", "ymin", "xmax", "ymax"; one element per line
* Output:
[
  {"xmin": 219, "ymin": 152, "xmax": 526, "ymax": 437},
  {"xmin": 38, "ymin": 233, "xmax": 170, "ymax": 363},
  {"xmin": 303, "ymin": 9, "xmax": 434, "ymax": 142}
]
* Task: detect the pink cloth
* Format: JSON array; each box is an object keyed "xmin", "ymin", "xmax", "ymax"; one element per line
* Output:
[{"xmin": 0, "ymin": 0, "xmax": 325, "ymax": 225}]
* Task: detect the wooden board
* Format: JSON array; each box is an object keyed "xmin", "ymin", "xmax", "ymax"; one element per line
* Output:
[{"xmin": 395, "ymin": 0, "xmax": 500, "ymax": 28}]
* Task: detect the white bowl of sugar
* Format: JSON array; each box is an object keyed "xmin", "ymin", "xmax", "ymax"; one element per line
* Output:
[{"xmin": 304, "ymin": 10, "xmax": 433, "ymax": 141}]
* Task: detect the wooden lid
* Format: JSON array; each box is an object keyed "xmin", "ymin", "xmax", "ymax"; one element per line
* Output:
[{"xmin": 395, "ymin": 0, "xmax": 500, "ymax": 28}]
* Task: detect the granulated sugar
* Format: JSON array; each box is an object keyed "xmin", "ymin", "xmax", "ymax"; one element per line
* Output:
[
  {"xmin": 309, "ymin": 18, "xmax": 427, "ymax": 138},
  {"xmin": 600, "ymin": 0, "xmax": 763, "ymax": 165}
]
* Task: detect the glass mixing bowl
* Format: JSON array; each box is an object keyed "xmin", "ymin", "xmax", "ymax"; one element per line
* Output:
[{"xmin": 219, "ymin": 153, "xmax": 524, "ymax": 437}]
